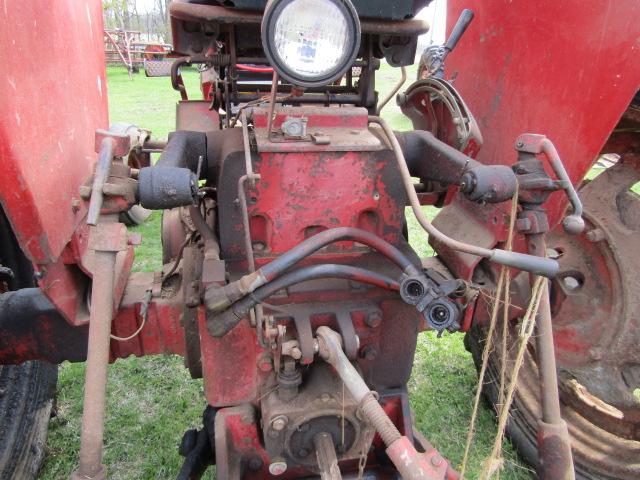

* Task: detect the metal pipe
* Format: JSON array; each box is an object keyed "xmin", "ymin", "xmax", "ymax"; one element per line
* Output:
[
  {"xmin": 260, "ymin": 227, "xmax": 418, "ymax": 281},
  {"xmin": 207, "ymin": 265, "xmax": 399, "ymax": 337},
  {"xmin": 315, "ymin": 327, "xmax": 450, "ymax": 480},
  {"xmin": 73, "ymin": 230, "xmax": 121, "ymax": 479},
  {"xmin": 86, "ymin": 138, "xmax": 114, "ymax": 226},
  {"xmin": 369, "ymin": 116, "xmax": 559, "ymax": 278},
  {"xmin": 376, "ymin": 66, "xmax": 407, "ymax": 115},
  {"xmin": 526, "ymin": 233, "xmax": 575, "ymax": 480},
  {"xmin": 204, "ymin": 227, "xmax": 419, "ymax": 313},
  {"xmin": 188, "ymin": 205, "xmax": 219, "ymax": 260},
  {"xmin": 314, "ymin": 432, "xmax": 343, "ymax": 480}
]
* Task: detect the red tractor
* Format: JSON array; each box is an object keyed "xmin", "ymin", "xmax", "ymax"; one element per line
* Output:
[{"xmin": 0, "ymin": 1, "xmax": 638, "ymax": 479}]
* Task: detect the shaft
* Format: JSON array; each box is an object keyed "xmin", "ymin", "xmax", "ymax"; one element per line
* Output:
[
  {"xmin": 72, "ymin": 222, "xmax": 128, "ymax": 480},
  {"xmin": 527, "ymin": 233, "xmax": 575, "ymax": 480}
]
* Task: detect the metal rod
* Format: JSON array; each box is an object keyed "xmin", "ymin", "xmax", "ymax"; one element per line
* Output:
[
  {"xmin": 73, "ymin": 232, "xmax": 119, "ymax": 480},
  {"xmin": 369, "ymin": 115, "xmax": 559, "ymax": 278},
  {"xmin": 314, "ymin": 432, "xmax": 343, "ymax": 480},
  {"xmin": 376, "ymin": 66, "xmax": 407, "ymax": 115},
  {"xmin": 266, "ymin": 71, "xmax": 279, "ymax": 142},
  {"xmin": 526, "ymin": 233, "xmax": 575, "ymax": 480},
  {"xmin": 87, "ymin": 138, "xmax": 114, "ymax": 226}
]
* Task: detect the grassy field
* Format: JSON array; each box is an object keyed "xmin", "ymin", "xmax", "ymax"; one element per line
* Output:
[{"xmin": 39, "ymin": 65, "xmax": 533, "ymax": 479}]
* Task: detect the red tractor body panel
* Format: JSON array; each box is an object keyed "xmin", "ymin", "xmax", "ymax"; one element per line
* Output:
[
  {"xmin": 0, "ymin": 0, "xmax": 107, "ymax": 265},
  {"xmin": 446, "ymin": 0, "xmax": 640, "ymax": 225}
]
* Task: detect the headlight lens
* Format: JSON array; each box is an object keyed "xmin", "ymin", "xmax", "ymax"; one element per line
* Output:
[{"xmin": 262, "ymin": 0, "xmax": 361, "ymax": 87}]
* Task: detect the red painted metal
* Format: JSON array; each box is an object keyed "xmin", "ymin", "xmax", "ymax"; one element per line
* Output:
[
  {"xmin": 0, "ymin": 0, "xmax": 108, "ymax": 265},
  {"xmin": 445, "ymin": 0, "xmax": 640, "ymax": 226},
  {"xmin": 430, "ymin": 0, "xmax": 640, "ymax": 284}
]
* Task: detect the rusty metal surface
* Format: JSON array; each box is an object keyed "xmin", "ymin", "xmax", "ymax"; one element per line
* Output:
[{"xmin": 473, "ymin": 153, "xmax": 640, "ymax": 478}]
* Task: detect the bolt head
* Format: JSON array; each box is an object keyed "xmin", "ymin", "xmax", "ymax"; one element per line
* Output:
[
  {"xmin": 586, "ymin": 228, "xmax": 605, "ymax": 243},
  {"xmin": 365, "ymin": 311, "xmax": 383, "ymax": 328},
  {"xmin": 431, "ymin": 454, "xmax": 444, "ymax": 467},
  {"xmin": 269, "ymin": 461, "xmax": 288, "ymax": 476},
  {"xmin": 271, "ymin": 416, "xmax": 288, "ymax": 431}
]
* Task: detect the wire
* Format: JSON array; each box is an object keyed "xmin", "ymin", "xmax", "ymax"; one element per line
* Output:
[{"xmin": 110, "ymin": 289, "xmax": 153, "ymax": 342}]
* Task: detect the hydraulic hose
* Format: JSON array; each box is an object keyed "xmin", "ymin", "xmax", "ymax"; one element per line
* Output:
[
  {"xmin": 204, "ymin": 227, "xmax": 419, "ymax": 312},
  {"xmin": 369, "ymin": 116, "xmax": 559, "ymax": 278},
  {"xmin": 206, "ymin": 264, "xmax": 399, "ymax": 337}
]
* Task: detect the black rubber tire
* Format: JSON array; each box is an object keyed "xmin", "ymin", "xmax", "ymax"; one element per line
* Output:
[
  {"xmin": 0, "ymin": 208, "xmax": 58, "ymax": 480},
  {"xmin": 464, "ymin": 327, "xmax": 620, "ymax": 480},
  {"xmin": 0, "ymin": 362, "xmax": 58, "ymax": 480}
]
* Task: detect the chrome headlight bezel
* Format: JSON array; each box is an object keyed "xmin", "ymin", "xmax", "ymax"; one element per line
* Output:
[{"xmin": 261, "ymin": 0, "xmax": 361, "ymax": 88}]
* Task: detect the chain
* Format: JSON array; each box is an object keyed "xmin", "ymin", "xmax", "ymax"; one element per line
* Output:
[{"xmin": 357, "ymin": 421, "xmax": 376, "ymax": 480}]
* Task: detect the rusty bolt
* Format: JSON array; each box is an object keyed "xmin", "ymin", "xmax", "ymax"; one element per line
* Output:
[
  {"xmin": 589, "ymin": 348, "xmax": 603, "ymax": 361},
  {"xmin": 586, "ymin": 228, "xmax": 605, "ymax": 243},
  {"xmin": 258, "ymin": 355, "xmax": 273, "ymax": 372},
  {"xmin": 271, "ymin": 415, "xmax": 288, "ymax": 431},
  {"xmin": 431, "ymin": 454, "xmax": 444, "ymax": 467},
  {"xmin": 365, "ymin": 311, "xmax": 383, "ymax": 328},
  {"xmin": 71, "ymin": 198, "xmax": 81, "ymax": 213},
  {"xmin": 361, "ymin": 345, "xmax": 378, "ymax": 361}
]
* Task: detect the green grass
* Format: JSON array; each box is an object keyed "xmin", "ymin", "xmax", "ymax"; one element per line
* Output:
[{"xmin": 40, "ymin": 65, "xmax": 533, "ymax": 479}]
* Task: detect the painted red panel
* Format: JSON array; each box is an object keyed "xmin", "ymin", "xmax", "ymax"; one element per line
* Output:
[
  {"xmin": 0, "ymin": 1, "xmax": 108, "ymax": 264},
  {"xmin": 445, "ymin": 0, "xmax": 640, "ymax": 224}
]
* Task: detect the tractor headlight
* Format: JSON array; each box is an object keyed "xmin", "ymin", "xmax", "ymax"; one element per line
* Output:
[{"xmin": 261, "ymin": 0, "xmax": 361, "ymax": 87}]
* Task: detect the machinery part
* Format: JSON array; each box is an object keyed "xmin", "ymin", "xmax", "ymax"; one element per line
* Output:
[
  {"xmin": 206, "ymin": 264, "xmax": 400, "ymax": 337},
  {"xmin": 370, "ymin": 116, "xmax": 559, "ymax": 277},
  {"xmin": 398, "ymin": 272, "xmax": 463, "ymax": 332},
  {"xmin": 376, "ymin": 66, "xmax": 406, "ymax": 115},
  {"xmin": 138, "ymin": 166, "xmax": 199, "ymax": 210},
  {"xmin": 157, "ymin": 130, "xmax": 207, "ymax": 174},
  {"xmin": 315, "ymin": 327, "xmax": 455, "ymax": 480},
  {"xmin": 72, "ymin": 222, "xmax": 129, "ymax": 480},
  {"xmin": 515, "ymin": 134, "xmax": 585, "ymax": 235},
  {"xmin": 525, "ymin": 235, "xmax": 575, "ymax": 480},
  {"xmin": 417, "ymin": 9, "xmax": 474, "ymax": 79},
  {"xmin": 260, "ymin": 0, "xmax": 361, "ymax": 88},
  {"xmin": 465, "ymin": 156, "xmax": 640, "ymax": 479},
  {"xmin": 459, "ymin": 164, "xmax": 518, "ymax": 203},
  {"xmin": 314, "ymin": 432, "xmax": 342, "ymax": 480},
  {"xmin": 176, "ymin": 406, "xmax": 217, "ymax": 480},
  {"xmin": 0, "ymin": 288, "xmax": 88, "ymax": 364},
  {"xmin": 399, "ymin": 78, "xmax": 483, "ymax": 155},
  {"xmin": 120, "ymin": 204, "xmax": 152, "ymax": 226},
  {"xmin": 86, "ymin": 136, "xmax": 115, "ymax": 226},
  {"xmin": 205, "ymin": 226, "xmax": 419, "ymax": 312},
  {"xmin": 0, "ymin": 208, "xmax": 57, "ymax": 480}
]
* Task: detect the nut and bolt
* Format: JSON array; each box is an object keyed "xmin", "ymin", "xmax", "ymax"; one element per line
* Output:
[
  {"xmin": 431, "ymin": 454, "xmax": 444, "ymax": 467},
  {"xmin": 586, "ymin": 228, "xmax": 605, "ymax": 243},
  {"xmin": 361, "ymin": 345, "xmax": 378, "ymax": 361},
  {"xmin": 257, "ymin": 355, "xmax": 273, "ymax": 372},
  {"xmin": 290, "ymin": 347, "xmax": 302, "ymax": 360},
  {"xmin": 268, "ymin": 460, "xmax": 288, "ymax": 476},
  {"xmin": 271, "ymin": 415, "xmax": 288, "ymax": 431},
  {"xmin": 365, "ymin": 311, "xmax": 382, "ymax": 328}
]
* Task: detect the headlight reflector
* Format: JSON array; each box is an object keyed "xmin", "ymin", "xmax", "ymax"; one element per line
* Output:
[{"xmin": 262, "ymin": 0, "xmax": 361, "ymax": 87}]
